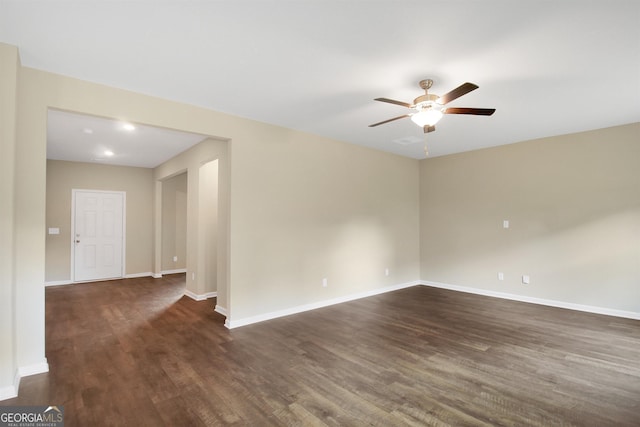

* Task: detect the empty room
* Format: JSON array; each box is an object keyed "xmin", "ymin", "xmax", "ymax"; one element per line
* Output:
[{"xmin": 1, "ymin": 1, "xmax": 638, "ymax": 426}]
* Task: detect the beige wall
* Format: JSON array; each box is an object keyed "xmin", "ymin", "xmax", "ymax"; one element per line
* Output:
[
  {"xmin": 228, "ymin": 129, "xmax": 420, "ymax": 321},
  {"xmin": 198, "ymin": 159, "xmax": 218, "ymax": 295},
  {"xmin": 45, "ymin": 160, "xmax": 155, "ymax": 282},
  {"xmin": 0, "ymin": 43, "xmax": 19, "ymax": 396},
  {"xmin": 161, "ymin": 172, "xmax": 187, "ymax": 271},
  {"xmin": 419, "ymin": 123, "xmax": 640, "ymax": 313}
]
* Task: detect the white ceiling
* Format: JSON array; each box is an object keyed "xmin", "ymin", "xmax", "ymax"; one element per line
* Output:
[
  {"xmin": 47, "ymin": 109, "xmax": 208, "ymax": 168},
  {"xmin": 2, "ymin": 0, "xmax": 639, "ymax": 163}
]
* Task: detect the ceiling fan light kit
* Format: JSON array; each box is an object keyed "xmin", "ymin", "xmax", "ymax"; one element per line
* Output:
[{"xmin": 410, "ymin": 108, "xmax": 443, "ymax": 127}]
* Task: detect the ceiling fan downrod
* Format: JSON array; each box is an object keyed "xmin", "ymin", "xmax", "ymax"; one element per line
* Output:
[{"xmin": 413, "ymin": 79, "xmax": 439, "ymax": 107}]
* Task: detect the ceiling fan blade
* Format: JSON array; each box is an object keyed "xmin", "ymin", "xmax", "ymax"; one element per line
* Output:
[
  {"xmin": 438, "ymin": 82, "xmax": 479, "ymax": 105},
  {"xmin": 374, "ymin": 98, "xmax": 413, "ymax": 108},
  {"xmin": 444, "ymin": 107, "xmax": 496, "ymax": 116},
  {"xmin": 369, "ymin": 114, "xmax": 411, "ymax": 127},
  {"xmin": 423, "ymin": 125, "xmax": 436, "ymax": 133}
]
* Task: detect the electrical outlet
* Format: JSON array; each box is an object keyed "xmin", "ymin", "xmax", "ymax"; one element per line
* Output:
[
  {"xmin": 385, "ymin": 268, "xmax": 389, "ymax": 276},
  {"xmin": 522, "ymin": 275, "xmax": 530, "ymax": 284},
  {"xmin": 322, "ymin": 278, "xmax": 328, "ymax": 287},
  {"xmin": 173, "ymin": 256, "xmax": 178, "ymax": 262},
  {"xmin": 498, "ymin": 272, "xmax": 504, "ymax": 281}
]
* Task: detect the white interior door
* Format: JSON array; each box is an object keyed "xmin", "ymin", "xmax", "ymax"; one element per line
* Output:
[{"xmin": 73, "ymin": 190, "xmax": 125, "ymax": 282}]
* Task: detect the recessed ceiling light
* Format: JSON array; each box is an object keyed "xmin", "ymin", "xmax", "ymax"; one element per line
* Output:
[
  {"xmin": 104, "ymin": 150, "xmax": 114, "ymax": 157},
  {"xmin": 122, "ymin": 123, "xmax": 136, "ymax": 131}
]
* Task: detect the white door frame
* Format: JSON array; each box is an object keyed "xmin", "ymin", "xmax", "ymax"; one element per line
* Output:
[{"xmin": 71, "ymin": 189, "xmax": 127, "ymax": 282}]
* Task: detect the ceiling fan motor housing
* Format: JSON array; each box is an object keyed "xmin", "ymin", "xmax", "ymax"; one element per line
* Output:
[{"xmin": 413, "ymin": 93, "xmax": 440, "ymax": 110}]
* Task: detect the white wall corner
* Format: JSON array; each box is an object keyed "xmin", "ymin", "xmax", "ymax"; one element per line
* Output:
[
  {"xmin": 160, "ymin": 268, "xmax": 187, "ymax": 275},
  {"xmin": 214, "ymin": 305, "xmax": 227, "ymax": 317},
  {"xmin": 420, "ymin": 280, "xmax": 640, "ymax": 321},
  {"xmin": 2, "ymin": 360, "xmax": 50, "ymax": 401},
  {"xmin": 44, "ymin": 280, "xmax": 73, "ymax": 287},
  {"xmin": 0, "ymin": 374, "xmax": 18, "ymax": 401},
  {"xmin": 18, "ymin": 360, "xmax": 49, "ymax": 378},
  {"xmin": 13, "ymin": 368, "xmax": 21, "ymax": 396},
  {"xmin": 184, "ymin": 289, "xmax": 217, "ymax": 301}
]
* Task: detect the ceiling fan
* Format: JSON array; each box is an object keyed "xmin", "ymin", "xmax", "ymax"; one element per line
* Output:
[{"xmin": 369, "ymin": 79, "xmax": 495, "ymax": 133}]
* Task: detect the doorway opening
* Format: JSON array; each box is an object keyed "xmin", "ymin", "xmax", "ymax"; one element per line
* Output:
[
  {"xmin": 160, "ymin": 172, "xmax": 187, "ymax": 275},
  {"xmin": 45, "ymin": 109, "xmax": 229, "ymax": 313}
]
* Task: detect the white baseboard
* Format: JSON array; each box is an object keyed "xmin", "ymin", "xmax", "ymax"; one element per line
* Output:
[
  {"xmin": 420, "ymin": 280, "xmax": 640, "ymax": 320},
  {"xmin": 0, "ymin": 382, "xmax": 17, "ymax": 401},
  {"xmin": 161, "ymin": 268, "xmax": 187, "ymax": 275},
  {"xmin": 214, "ymin": 305, "xmax": 227, "ymax": 317},
  {"xmin": 184, "ymin": 290, "xmax": 217, "ymax": 301},
  {"xmin": 18, "ymin": 361, "xmax": 49, "ymax": 377},
  {"xmin": 13, "ymin": 368, "xmax": 20, "ymax": 398},
  {"xmin": 44, "ymin": 280, "xmax": 73, "ymax": 287},
  {"xmin": 226, "ymin": 280, "xmax": 420, "ymax": 329},
  {"xmin": 225, "ymin": 278, "xmax": 640, "ymax": 330},
  {"xmin": 1, "ymin": 360, "xmax": 50, "ymax": 402},
  {"xmin": 124, "ymin": 272, "xmax": 153, "ymax": 279},
  {"xmin": 46, "ymin": 273, "xmax": 159, "ymax": 285},
  {"xmin": 125, "ymin": 272, "xmax": 180, "ymax": 279}
]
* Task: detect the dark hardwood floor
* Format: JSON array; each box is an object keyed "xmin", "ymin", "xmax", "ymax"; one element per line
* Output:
[{"xmin": 2, "ymin": 274, "xmax": 639, "ymax": 426}]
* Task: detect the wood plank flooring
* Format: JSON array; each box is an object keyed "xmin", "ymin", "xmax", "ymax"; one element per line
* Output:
[{"xmin": 2, "ymin": 274, "xmax": 639, "ymax": 426}]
